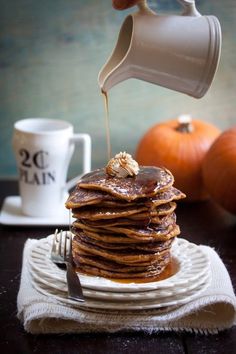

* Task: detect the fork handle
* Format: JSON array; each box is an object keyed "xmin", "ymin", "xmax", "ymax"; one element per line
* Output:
[{"xmin": 66, "ymin": 263, "xmax": 85, "ymax": 302}]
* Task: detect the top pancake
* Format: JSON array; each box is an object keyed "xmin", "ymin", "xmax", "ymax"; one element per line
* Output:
[{"xmin": 67, "ymin": 166, "xmax": 174, "ymax": 204}]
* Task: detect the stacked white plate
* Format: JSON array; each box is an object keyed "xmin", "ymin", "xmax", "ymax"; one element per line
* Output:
[{"xmin": 28, "ymin": 236, "xmax": 211, "ymax": 310}]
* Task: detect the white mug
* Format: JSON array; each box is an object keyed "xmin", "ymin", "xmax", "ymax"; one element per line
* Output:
[
  {"xmin": 98, "ymin": 0, "xmax": 222, "ymax": 98},
  {"xmin": 12, "ymin": 118, "xmax": 91, "ymax": 217}
]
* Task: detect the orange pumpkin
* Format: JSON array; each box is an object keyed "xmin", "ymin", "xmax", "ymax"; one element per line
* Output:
[
  {"xmin": 135, "ymin": 115, "xmax": 221, "ymax": 201},
  {"xmin": 202, "ymin": 126, "xmax": 236, "ymax": 214}
]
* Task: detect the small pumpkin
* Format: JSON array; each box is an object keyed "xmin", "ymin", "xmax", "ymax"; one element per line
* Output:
[
  {"xmin": 135, "ymin": 115, "xmax": 221, "ymax": 201},
  {"xmin": 202, "ymin": 126, "xmax": 236, "ymax": 214}
]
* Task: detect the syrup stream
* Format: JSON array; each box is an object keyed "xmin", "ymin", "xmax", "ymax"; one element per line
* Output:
[{"xmin": 102, "ymin": 90, "xmax": 112, "ymax": 160}]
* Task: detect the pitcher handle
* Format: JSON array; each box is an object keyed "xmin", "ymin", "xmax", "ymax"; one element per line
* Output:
[
  {"xmin": 177, "ymin": 0, "xmax": 201, "ymax": 17},
  {"xmin": 134, "ymin": 1, "xmax": 201, "ymax": 17},
  {"xmin": 137, "ymin": 0, "xmax": 155, "ymax": 15}
]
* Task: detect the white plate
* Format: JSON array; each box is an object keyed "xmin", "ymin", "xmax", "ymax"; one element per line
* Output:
[
  {"xmin": 0, "ymin": 196, "xmax": 73, "ymax": 226},
  {"xmin": 29, "ymin": 235, "xmax": 210, "ymax": 293},
  {"xmin": 29, "ymin": 271, "xmax": 210, "ymax": 310},
  {"xmin": 29, "ymin": 263, "xmax": 211, "ymax": 301}
]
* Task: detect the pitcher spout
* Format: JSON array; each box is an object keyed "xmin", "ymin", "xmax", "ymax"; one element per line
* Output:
[
  {"xmin": 98, "ymin": 15, "xmax": 134, "ymax": 92},
  {"xmin": 98, "ymin": 63, "xmax": 132, "ymax": 92}
]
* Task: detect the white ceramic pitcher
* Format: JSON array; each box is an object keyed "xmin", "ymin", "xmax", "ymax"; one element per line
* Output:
[{"xmin": 98, "ymin": 0, "xmax": 222, "ymax": 98}]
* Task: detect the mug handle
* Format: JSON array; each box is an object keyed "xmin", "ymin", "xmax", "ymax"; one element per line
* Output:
[
  {"xmin": 66, "ymin": 133, "xmax": 92, "ymax": 191},
  {"xmin": 177, "ymin": 0, "xmax": 201, "ymax": 17}
]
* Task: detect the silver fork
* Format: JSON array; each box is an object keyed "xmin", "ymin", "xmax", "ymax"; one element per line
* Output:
[{"xmin": 51, "ymin": 229, "xmax": 85, "ymax": 302}]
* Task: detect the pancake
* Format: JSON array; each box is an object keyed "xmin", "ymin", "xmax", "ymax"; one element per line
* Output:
[
  {"xmin": 72, "ymin": 228, "xmax": 149, "ymax": 244},
  {"xmin": 73, "ymin": 254, "xmax": 167, "ymax": 272},
  {"xmin": 72, "ymin": 253, "xmax": 170, "ymax": 279},
  {"xmin": 73, "ymin": 237, "xmax": 171, "ymax": 265},
  {"xmin": 148, "ymin": 187, "xmax": 186, "ymax": 207},
  {"xmin": 74, "ymin": 211, "xmax": 175, "ymax": 228},
  {"xmin": 72, "ymin": 205, "xmax": 148, "ymax": 220},
  {"xmin": 129, "ymin": 202, "xmax": 176, "ymax": 219},
  {"xmin": 72, "ymin": 217, "xmax": 179, "ymax": 242},
  {"xmin": 77, "ymin": 167, "xmax": 174, "ymax": 201},
  {"xmin": 66, "ymin": 187, "xmax": 120, "ymax": 209},
  {"xmin": 76, "ymin": 217, "xmax": 151, "ymax": 228},
  {"xmin": 97, "ymin": 212, "xmax": 176, "ymax": 233},
  {"xmin": 73, "ymin": 232, "xmax": 173, "ymax": 252},
  {"xmin": 66, "ymin": 185, "xmax": 184, "ymax": 210},
  {"xmin": 103, "ymin": 223, "xmax": 180, "ymax": 241},
  {"xmin": 72, "ymin": 201, "xmax": 176, "ymax": 221},
  {"xmin": 73, "ymin": 261, "xmax": 169, "ymax": 279}
]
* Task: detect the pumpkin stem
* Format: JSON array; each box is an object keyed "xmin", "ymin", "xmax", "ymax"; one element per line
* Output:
[{"xmin": 176, "ymin": 115, "xmax": 194, "ymax": 133}]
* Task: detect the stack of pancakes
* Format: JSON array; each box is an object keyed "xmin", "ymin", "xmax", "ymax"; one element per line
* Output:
[{"xmin": 66, "ymin": 166, "xmax": 185, "ymax": 281}]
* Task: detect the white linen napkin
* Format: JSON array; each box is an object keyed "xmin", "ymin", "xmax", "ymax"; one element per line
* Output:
[{"xmin": 17, "ymin": 238, "xmax": 236, "ymax": 334}]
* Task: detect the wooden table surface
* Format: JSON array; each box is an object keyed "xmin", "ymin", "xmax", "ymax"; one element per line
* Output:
[{"xmin": 0, "ymin": 180, "xmax": 236, "ymax": 354}]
